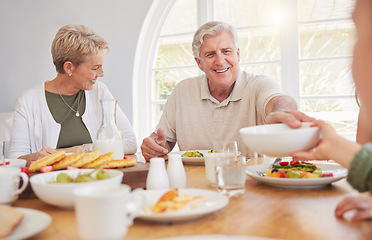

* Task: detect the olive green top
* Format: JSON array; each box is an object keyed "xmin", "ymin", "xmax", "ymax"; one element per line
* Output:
[
  {"xmin": 348, "ymin": 143, "xmax": 372, "ymax": 193},
  {"xmin": 45, "ymin": 90, "xmax": 92, "ymax": 148}
]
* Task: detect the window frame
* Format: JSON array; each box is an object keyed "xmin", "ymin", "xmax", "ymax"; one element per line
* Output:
[{"xmin": 133, "ymin": 0, "xmax": 357, "ymax": 145}]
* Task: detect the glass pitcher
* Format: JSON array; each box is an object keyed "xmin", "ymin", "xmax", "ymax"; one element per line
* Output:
[{"xmin": 94, "ymin": 99, "xmax": 124, "ymax": 160}]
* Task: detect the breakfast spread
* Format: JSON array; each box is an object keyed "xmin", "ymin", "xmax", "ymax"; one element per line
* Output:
[
  {"xmin": 71, "ymin": 151, "xmax": 101, "ymax": 168},
  {"xmin": 29, "ymin": 151, "xmax": 66, "ymax": 172},
  {"xmin": 53, "ymin": 151, "xmax": 85, "ymax": 170},
  {"xmin": 82, "ymin": 152, "xmax": 114, "ymax": 168},
  {"xmin": 28, "ymin": 151, "xmax": 136, "ymax": 173},
  {"xmin": 182, "ymin": 151, "xmax": 204, "ymax": 158},
  {"xmin": 146, "ymin": 188, "xmax": 206, "ymax": 214},
  {"xmin": 265, "ymin": 160, "xmax": 334, "ymax": 178},
  {"xmin": 0, "ymin": 204, "xmax": 24, "ymax": 238}
]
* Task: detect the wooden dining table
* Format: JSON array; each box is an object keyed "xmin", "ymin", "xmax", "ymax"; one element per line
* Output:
[{"xmin": 13, "ymin": 157, "xmax": 372, "ymax": 240}]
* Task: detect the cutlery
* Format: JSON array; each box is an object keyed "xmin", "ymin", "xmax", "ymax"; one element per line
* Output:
[
  {"xmin": 272, "ymin": 158, "xmax": 282, "ymax": 166},
  {"xmin": 256, "ymin": 171, "xmax": 266, "ymax": 177}
]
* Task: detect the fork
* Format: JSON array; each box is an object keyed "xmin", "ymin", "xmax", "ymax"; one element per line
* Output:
[
  {"xmin": 256, "ymin": 171, "xmax": 266, "ymax": 177},
  {"xmin": 272, "ymin": 158, "xmax": 282, "ymax": 166}
]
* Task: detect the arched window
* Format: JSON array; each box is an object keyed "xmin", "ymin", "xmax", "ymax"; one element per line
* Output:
[{"xmin": 134, "ymin": 0, "xmax": 356, "ymax": 144}]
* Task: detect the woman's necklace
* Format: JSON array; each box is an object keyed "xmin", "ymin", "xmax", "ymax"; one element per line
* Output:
[{"xmin": 54, "ymin": 82, "xmax": 81, "ymax": 117}]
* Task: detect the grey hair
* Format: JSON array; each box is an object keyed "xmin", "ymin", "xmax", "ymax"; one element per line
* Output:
[{"xmin": 192, "ymin": 21, "xmax": 239, "ymax": 59}]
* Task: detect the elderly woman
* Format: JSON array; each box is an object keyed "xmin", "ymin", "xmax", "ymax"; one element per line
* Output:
[{"xmin": 8, "ymin": 24, "xmax": 137, "ymax": 162}]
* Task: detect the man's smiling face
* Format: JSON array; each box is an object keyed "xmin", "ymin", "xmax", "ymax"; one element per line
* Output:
[{"xmin": 195, "ymin": 30, "xmax": 240, "ymax": 93}]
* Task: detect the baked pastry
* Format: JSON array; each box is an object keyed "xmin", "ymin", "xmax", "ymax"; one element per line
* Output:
[
  {"xmin": 53, "ymin": 151, "xmax": 85, "ymax": 170},
  {"xmin": 82, "ymin": 152, "xmax": 114, "ymax": 168},
  {"xmin": 29, "ymin": 151, "xmax": 66, "ymax": 172},
  {"xmin": 0, "ymin": 204, "xmax": 24, "ymax": 238},
  {"xmin": 106, "ymin": 158, "xmax": 137, "ymax": 168},
  {"xmin": 71, "ymin": 151, "xmax": 100, "ymax": 168}
]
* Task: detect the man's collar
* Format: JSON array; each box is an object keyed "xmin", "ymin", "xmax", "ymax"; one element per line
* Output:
[{"xmin": 201, "ymin": 69, "xmax": 243, "ymax": 102}]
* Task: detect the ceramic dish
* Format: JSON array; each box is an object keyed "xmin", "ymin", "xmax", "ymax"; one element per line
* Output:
[
  {"xmin": 159, "ymin": 236, "xmax": 277, "ymax": 240},
  {"xmin": 137, "ymin": 188, "xmax": 228, "ymax": 223},
  {"xmin": 240, "ymin": 123, "xmax": 320, "ymax": 157},
  {"xmin": 30, "ymin": 169, "xmax": 123, "ymax": 208},
  {"xmin": 246, "ymin": 162, "xmax": 348, "ymax": 188},
  {"xmin": 169, "ymin": 150, "xmax": 210, "ymax": 165},
  {"xmin": 1, "ymin": 159, "xmax": 27, "ymax": 168},
  {"xmin": 5, "ymin": 208, "xmax": 51, "ymax": 240}
]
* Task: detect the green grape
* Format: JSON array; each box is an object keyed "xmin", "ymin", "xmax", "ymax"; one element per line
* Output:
[
  {"xmin": 96, "ymin": 169, "xmax": 109, "ymax": 180},
  {"xmin": 75, "ymin": 175, "xmax": 95, "ymax": 183},
  {"xmin": 56, "ymin": 173, "xmax": 74, "ymax": 183}
]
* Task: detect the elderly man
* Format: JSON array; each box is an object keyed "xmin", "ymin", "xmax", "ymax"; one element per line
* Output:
[{"xmin": 141, "ymin": 21, "xmax": 312, "ymax": 161}]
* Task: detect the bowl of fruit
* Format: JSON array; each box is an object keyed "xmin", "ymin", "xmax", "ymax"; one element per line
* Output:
[{"xmin": 30, "ymin": 167, "xmax": 123, "ymax": 208}]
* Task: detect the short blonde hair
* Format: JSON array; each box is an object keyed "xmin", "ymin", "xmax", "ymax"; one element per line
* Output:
[
  {"xmin": 192, "ymin": 21, "xmax": 239, "ymax": 59},
  {"xmin": 51, "ymin": 24, "xmax": 109, "ymax": 73}
]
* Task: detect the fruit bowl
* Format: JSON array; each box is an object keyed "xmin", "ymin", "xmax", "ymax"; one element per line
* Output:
[
  {"xmin": 239, "ymin": 122, "xmax": 320, "ymax": 157},
  {"xmin": 30, "ymin": 169, "xmax": 123, "ymax": 208}
]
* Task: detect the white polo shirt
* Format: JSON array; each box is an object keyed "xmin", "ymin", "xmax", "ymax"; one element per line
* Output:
[{"xmin": 156, "ymin": 70, "xmax": 283, "ymax": 157}]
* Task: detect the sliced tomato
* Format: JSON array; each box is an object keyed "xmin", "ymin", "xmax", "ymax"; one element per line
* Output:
[
  {"xmin": 20, "ymin": 167, "xmax": 32, "ymax": 175},
  {"xmin": 279, "ymin": 162, "xmax": 289, "ymax": 166},
  {"xmin": 322, "ymin": 172, "xmax": 334, "ymax": 177},
  {"xmin": 290, "ymin": 160, "xmax": 300, "ymax": 166},
  {"xmin": 302, "ymin": 161, "xmax": 313, "ymax": 165},
  {"xmin": 40, "ymin": 166, "xmax": 54, "ymax": 173}
]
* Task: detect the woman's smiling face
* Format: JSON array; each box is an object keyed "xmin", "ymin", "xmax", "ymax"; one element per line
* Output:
[
  {"xmin": 71, "ymin": 50, "xmax": 105, "ymax": 90},
  {"xmin": 195, "ymin": 30, "xmax": 240, "ymax": 93}
]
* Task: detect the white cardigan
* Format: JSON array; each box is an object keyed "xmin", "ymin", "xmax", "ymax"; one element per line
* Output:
[{"xmin": 8, "ymin": 81, "xmax": 137, "ymax": 158}]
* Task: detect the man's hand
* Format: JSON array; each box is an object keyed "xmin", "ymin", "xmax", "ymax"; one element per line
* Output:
[
  {"xmin": 140, "ymin": 128, "xmax": 170, "ymax": 161},
  {"xmin": 266, "ymin": 110, "xmax": 315, "ymax": 129}
]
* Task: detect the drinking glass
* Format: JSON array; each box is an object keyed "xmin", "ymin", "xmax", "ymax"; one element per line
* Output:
[
  {"xmin": 215, "ymin": 153, "xmax": 246, "ymax": 197},
  {"xmin": 213, "ymin": 140, "xmax": 238, "ymax": 155},
  {"xmin": 205, "ymin": 140, "xmax": 239, "ymax": 186}
]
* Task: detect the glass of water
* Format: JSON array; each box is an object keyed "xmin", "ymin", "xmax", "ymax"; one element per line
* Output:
[
  {"xmin": 205, "ymin": 140, "xmax": 239, "ymax": 186},
  {"xmin": 215, "ymin": 153, "xmax": 246, "ymax": 197}
]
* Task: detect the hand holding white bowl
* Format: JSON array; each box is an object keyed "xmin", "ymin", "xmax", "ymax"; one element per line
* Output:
[{"xmin": 239, "ymin": 122, "xmax": 320, "ymax": 157}]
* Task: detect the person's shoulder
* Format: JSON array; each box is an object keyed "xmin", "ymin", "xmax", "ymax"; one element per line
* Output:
[
  {"xmin": 241, "ymin": 71, "xmax": 274, "ymax": 82},
  {"xmin": 241, "ymin": 71, "xmax": 278, "ymax": 86},
  {"xmin": 17, "ymin": 83, "xmax": 44, "ymax": 99},
  {"xmin": 174, "ymin": 75, "xmax": 204, "ymax": 89}
]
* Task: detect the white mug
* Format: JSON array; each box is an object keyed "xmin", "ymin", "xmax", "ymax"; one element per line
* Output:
[
  {"xmin": 74, "ymin": 184, "xmax": 144, "ymax": 240},
  {"xmin": 0, "ymin": 167, "xmax": 29, "ymax": 204}
]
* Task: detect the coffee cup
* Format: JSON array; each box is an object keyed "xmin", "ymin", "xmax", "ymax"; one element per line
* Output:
[
  {"xmin": 74, "ymin": 184, "xmax": 144, "ymax": 240},
  {"xmin": 0, "ymin": 167, "xmax": 29, "ymax": 204}
]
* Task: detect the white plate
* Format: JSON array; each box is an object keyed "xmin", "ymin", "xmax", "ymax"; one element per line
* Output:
[
  {"xmin": 159, "ymin": 235, "xmax": 276, "ymax": 240},
  {"xmin": 170, "ymin": 150, "xmax": 210, "ymax": 165},
  {"xmin": 246, "ymin": 162, "xmax": 348, "ymax": 188},
  {"xmin": 137, "ymin": 188, "xmax": 228, "ymax": 223},
  {"xmin": 1, "ymin": 159, "xmax": 27, "ymax": 168},
  {"xmin": 5, "ymin": 208, "xmax": 52, "ymax": 240}
]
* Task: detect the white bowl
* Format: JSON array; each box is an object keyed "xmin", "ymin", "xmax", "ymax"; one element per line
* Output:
[
  {"xmin": 30, "ymin": 169, "xmax": 123, "ymax": 208},
  {"xmin": 239, "ymin": 122, "xmax": 320, "ymax": 157},
  {"xmin": 3, "ymin": 159, "xmax": 27, "ymax": 168}
]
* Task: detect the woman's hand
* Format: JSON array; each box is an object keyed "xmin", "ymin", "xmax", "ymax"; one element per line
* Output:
[
  {"xmin": 19, "ymin": 146, "xmax": 58, "ymax": 163},
  {"xmin": 335, "ymin": 194, "xmax": 372, "ymax": 221},
  {"xmin": 291, "ymin": 120, "xmax": 361, "ymax": 168}
]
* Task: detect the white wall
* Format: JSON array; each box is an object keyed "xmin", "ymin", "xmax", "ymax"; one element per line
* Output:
[{"xmin": 0, "ymin": 0, "xmax": 153, "ymax": 126}]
